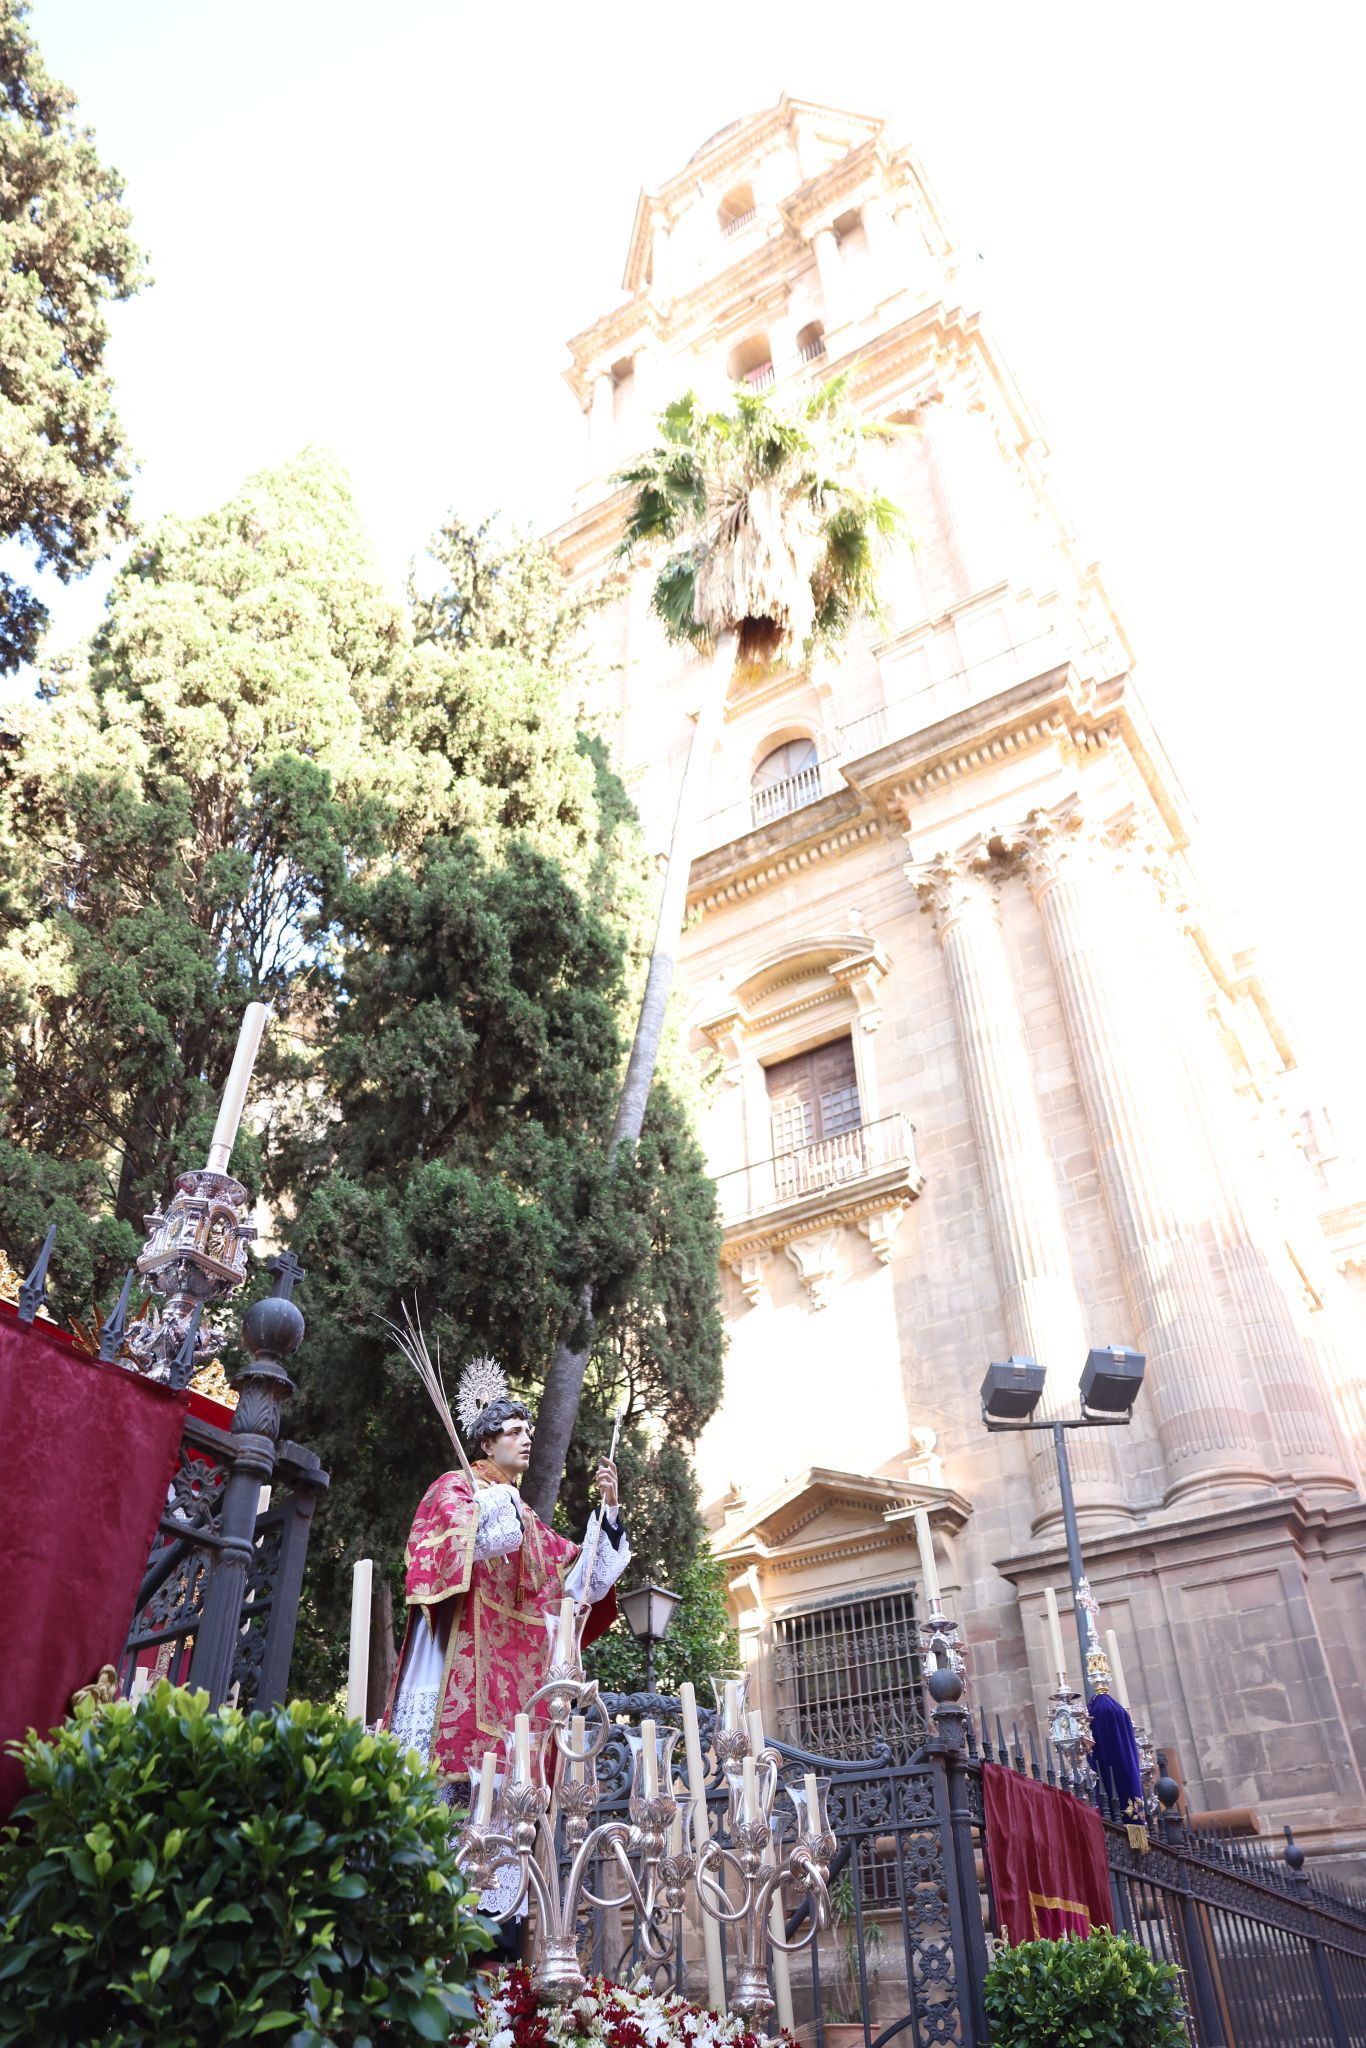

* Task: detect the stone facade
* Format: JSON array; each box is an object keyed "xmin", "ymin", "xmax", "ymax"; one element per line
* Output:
[{"xmin": 548, "ymin": 95, "xmax": 1366, "ymax": 1863}]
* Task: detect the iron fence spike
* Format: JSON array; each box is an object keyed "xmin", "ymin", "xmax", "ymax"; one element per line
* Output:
[
  {"xmin": 98, "ymin": 1267, "xmax": 138, "ymax": 1362},
  {"xmin": 18, "ymin": 1223, "xmax": 57, "ymax": 1324}
]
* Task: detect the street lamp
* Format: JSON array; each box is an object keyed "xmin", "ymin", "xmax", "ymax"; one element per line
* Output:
[
  {"xmin": 618, "ymin": 1580, "xmax": 683, "ymax": 1693},
  {"xmin": 981, "ymin": 1348, "xmax": 1146, "ymax": 1695}
]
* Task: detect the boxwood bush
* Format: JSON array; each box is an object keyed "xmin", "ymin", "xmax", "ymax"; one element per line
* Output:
[
  {"xmin": 0, "ymin": 1684, "xmax": 488, "ymax": 2047},
  {"xmin": 983, "ymin": 1926, "xmax": 1187, "ymax": 2047}
]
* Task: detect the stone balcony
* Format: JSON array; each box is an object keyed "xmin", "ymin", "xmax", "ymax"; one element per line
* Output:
[{"xmin": 715, "ymin": 1113, "xmax": 926, "ymax": 1308}]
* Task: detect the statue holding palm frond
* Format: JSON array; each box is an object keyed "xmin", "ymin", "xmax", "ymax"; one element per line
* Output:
[{"xmin": 383, "ymin": 1323, "xmax": 629, "ymax": 1824}]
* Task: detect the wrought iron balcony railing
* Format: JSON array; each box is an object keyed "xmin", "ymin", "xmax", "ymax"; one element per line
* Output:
[
  {"xmin": 799, "ymin": 336, "xmax": 827, "ymax": 362},
  {"xmin": 743, "ymin": 361, "xmax": 775, "ymax": 390},
  {"xmin": 750, "ymin": 759, "xmax": 822, "ymax": 826},
  {"xmin": 714, "ymin": 1113, "xmax": 919, "ymax": 1227}
]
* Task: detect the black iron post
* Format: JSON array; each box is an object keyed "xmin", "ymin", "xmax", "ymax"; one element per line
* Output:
[
  {"xmin": 1053, "ymin": 1421, "xmax": 1093, "ymax": 1699},
  {"xmin": 189, "ymin": 1252, "xmax": 304, "ymax": 1707},
  {"xmin": 643, "ymin": 1636, "xmax": 656, "ymax": 1694}
]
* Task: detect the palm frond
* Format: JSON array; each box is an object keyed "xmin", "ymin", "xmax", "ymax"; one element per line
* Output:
[
  {"xmin": 380, "ymin": 1301, "xmax": 481, "ymax": 1488},
  {"xmin": 651, "ymin": 552, "xmax": 708, "ymax": 647}
]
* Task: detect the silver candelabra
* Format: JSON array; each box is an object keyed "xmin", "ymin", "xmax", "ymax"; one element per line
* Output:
[{"xmin": 453, "ymin": 1639, "xmax": 840, "ymax": 2024}]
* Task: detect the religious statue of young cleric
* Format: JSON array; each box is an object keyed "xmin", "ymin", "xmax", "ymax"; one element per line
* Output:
[{"xmin": 384, "ymin": 1355, "xmax": 631, "ymax": 1787}]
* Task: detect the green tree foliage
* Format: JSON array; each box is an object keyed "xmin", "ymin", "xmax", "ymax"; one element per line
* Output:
[
  {"xmin": 0, "ymin": 0, "xmax": 147, "ymax": 671},
  {"xmin": 0, "ymin": 449, "xmax": 725, "ymax": 1698},
  {"xmin": 982, "ymin": 1927, "xmax": 1188, "ymax": 2048},
  {"xmin": 409, "ymin": 509, "xmax": 601, "ymax": 682},
  {"xmin": 585, "ymin": 1552, "xmax": 738, "ymax": 1699},
  {"xmin": 0, "ymin": 1685, "xmax": 488, "ymax": 2046},
  {"xmin": 0, "ymin": 448, "xmax": 399, "ymax": 1305}
]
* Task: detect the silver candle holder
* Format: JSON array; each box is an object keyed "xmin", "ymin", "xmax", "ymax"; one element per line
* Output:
[
  {"xmin": 454, "ymin": 1621, "xmax": 682, "ymax": 2006},
  {"xmin": 694, "ymin": 1736, "xmax": 837, "ymax": 2026}
]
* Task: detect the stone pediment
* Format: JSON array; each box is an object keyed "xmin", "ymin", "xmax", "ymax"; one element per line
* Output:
[{"xmin": 714, "ymin": 1466, "xmax": 971, "ymax": 1579}]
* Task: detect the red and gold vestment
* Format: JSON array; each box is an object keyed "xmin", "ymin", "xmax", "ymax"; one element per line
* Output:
[{"xmin": 386, "ymin": 1458, "xmax": 617, "ymax": 1783}]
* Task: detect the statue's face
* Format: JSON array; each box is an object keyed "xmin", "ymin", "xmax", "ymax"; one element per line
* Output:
[{"xmin": 482, "ymin": 1414, "xmax": 532, "ymax": 1478}]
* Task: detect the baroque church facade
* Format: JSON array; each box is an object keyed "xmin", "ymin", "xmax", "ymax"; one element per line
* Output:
[{"xmin": 549, "ymin": 95, "xmax": 1366, "ymax": 1862}]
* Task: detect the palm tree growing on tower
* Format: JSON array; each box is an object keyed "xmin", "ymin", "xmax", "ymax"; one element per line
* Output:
[{"xmin": 522, "ymin": 373, "xmax": 906, "ymax": 1518}]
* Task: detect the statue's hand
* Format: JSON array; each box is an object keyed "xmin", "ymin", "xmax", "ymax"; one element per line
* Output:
[{"xmin": 596, "ymin": 1458, "xmax": 619, "ymax": 1510}]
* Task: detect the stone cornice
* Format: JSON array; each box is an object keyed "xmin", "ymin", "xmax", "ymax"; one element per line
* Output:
[
  {"xmin": 719, "ymin": 1151, "xmax": 925, "ymax": 1260},
  {"xmin": 688, "ymin": 797, "xmax": 886, "ymax": 917},
  {"xmin": 994, "ymin": 1491, "xmax": 1366, "ymax": 1587}
]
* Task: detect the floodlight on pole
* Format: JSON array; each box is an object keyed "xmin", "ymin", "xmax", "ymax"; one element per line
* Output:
[{"xmin": 979, "ymin": 1347, "xmax": 1147, "ymax": 1697}]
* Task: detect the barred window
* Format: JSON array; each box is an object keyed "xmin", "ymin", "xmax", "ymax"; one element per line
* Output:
[{"xmin": 771, "ymin": 1583, "xmax": 926, "ymax": 1765}]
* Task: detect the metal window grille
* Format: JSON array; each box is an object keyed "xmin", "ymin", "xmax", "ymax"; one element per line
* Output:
[{"xmin": 772, "ymin": 1583, "xmax": 926, "ymax": 1766}]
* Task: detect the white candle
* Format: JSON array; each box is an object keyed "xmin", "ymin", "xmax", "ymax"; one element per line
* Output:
[
  {"xmin": 804, "ymin": 1771, "xmax": 821, "ymax": 1828},
  {"xmin": 514, "ymin": 1713, "xmax": 531, "ymax": 1783},
  {"xmin": 1044, "ymin": 1586, "xmax": 1068, "ymax": 1684},
  {"xmin": 742, "ymin": 1755, "xmax": 759, "ymax": 1823},
  {"xmin": 556, "ymin": 1594, "xmax": 576, "ymax": 1665},
  {"xmin": 205, "ymin": 1002, "xmax": 268, "ymax": 1174},
  {"xmin": 641, "ymin": 1718, "xmax": 658, "ymax": 1799},
  {"xmin": 680, "ymin": 1683, "xmax": 725, "ymax": 2008},
  {"xmin": 913, "ymin": 1507, "xmax": 941, "ymax": 1612},
  {"xmin": 724, "ymin": 1679, "xmax": 740, "ymax": 1730},
  {"xmin": 346, "ymin": 1558, "xmax": 373, "ymax": 1720},
  {"xmin": 566, "ymin": 1713, "xmax": 587, "ymax": 1786},
  {"xmin": 475, "ymin": 1749, "xmax": 497, "ymax": 1824},
  {"xmin": 1105, "ymin": 1628, "xmax": 1131, "ymax": 1712},
  {"xmin": 747, "ymin": 1706, "xmax": 766, "ymax": 1758},
  {"xmin": 130, "ymin": 1666, "xmax": 151, "ymax": 1702}
]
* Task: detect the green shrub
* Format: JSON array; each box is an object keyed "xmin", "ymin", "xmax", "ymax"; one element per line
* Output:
[
  {"xmin": 983, "ymin": 1926, "xmax": 1187, "ymax": 2047},
  {"xmin": 0, "ymin": 1684, "xmax": 489, "ymax": 2047}
]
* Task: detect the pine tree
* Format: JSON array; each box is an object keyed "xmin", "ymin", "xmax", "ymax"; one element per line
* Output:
[{"xmin": 0, "ymin": 0, "xmax": 147, "ymax": 670}]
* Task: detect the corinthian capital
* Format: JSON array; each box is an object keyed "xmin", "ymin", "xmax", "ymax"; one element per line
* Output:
[
  {"xmin": 1007, "ymin": 800, "xmax": 1126, "ymax": 898},
  {"xmin": 906, "ymin": 851, "xmax": 994, "ymax": 934}
]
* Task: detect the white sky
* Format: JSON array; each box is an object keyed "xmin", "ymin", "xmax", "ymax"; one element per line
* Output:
[{"xmin": 19, "ymin": 0, "xmax": 1366, "ymax": 1141}]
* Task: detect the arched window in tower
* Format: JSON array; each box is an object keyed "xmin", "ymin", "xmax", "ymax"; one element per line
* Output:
[
  {"xmin": 796, "ymin": 321, "xmax": 826, "ymax": 365},
  {"xmin": 718, "ymin": 182, "xmax": 757, "ymax": 235},
  {"xmin": 751, "ymin": 736, "xmax": 820, "ymax": 827},
  {"xmin": 727, "ymin": 332, "xmax": 774, "ymax": 391}
]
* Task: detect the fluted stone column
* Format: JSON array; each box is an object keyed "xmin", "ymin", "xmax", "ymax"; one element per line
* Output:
[
  {"xmin": 586, "ymin": 368, "xmax": 614, "ymax": 477},
  {"xmin": 810, "ymin": 224, "xmax": 843, "ymax": 327},
  {"xmin": 911, "ymin": 853, "xmax": 1128, "ymax": 1527},
  {"xmin": 1014, "ymin": 807, "xmax": 1274, "ymax": 1505},
  {"xmin": 1128, "ymin": 847, "xmax": 1354, "ymax": 1492}
]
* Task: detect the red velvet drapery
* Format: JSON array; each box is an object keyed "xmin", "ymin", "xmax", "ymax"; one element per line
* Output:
[
  {"xmin": 982, "ymin": 1760, "xmax": 1114, "ymax": 1944},
  {"xmin": 0, "ymin": 1303, "xmax": 187, "ymax": 1819}
]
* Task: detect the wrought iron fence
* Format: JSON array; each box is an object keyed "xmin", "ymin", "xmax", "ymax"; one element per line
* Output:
[
  {"xmin": 120, "ymin": 1407, "xmax": 327, "ymax": 1709},
  {"xmin": 580, "ymin": 1690, "xmax": 1366, "ymax": 2048}
]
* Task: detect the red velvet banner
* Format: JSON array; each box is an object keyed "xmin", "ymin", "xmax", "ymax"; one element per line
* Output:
[
  {"xmin": 982, "ymin": 1760, "xmax": 1114, "ymax": 1944},
  {"xmin": 0, "ymin": 1303, "xmax": 188, "ymax": 1819}
]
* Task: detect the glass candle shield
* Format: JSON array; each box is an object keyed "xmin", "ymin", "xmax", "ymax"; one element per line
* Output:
[
  {"xmin": 501, "ymin": 1720, "xmax": 549, "ymax": 1793},
  {"xmin": 543, "ymin": 1599, "xmax": 586, "ymax": 1676},
  {"xmin": 627, "ymin": 1720, "xmax": 681, "ymax": 1808},
  {"xmin": 785, "ymin": 1773, "xmax": 833, "ymax": 1846},
  {"xmin": 710, "ymin": 1670, "xmax": 750, "ymax": 1734},
  {"xmin": 465, "ymin": 1746, "xmax": 505, "ymax": 1827}
]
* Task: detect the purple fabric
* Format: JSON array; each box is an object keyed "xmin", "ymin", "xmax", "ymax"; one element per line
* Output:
[{"xmin": 1089, "ymin": 1688, "xmax": 1145, "ymax": 1816}]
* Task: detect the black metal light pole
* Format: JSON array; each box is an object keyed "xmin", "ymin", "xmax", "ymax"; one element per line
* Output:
[{"xmin": 981, "ymin": 1348, "xmax": 1146, "ymax": 1697}]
